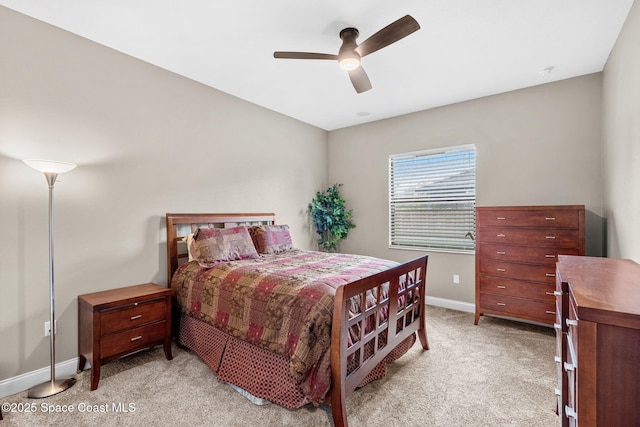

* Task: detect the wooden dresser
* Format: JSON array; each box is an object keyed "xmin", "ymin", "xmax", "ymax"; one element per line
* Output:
[
  {"xmin": 475, "ymin": 205, "xmax": 584, "ymax": 325},
  {"xmin": 78, "ymin": 283, "xmax": 173, "ymax": 390},
  {"xmin": 555, "ymin": 256, "xmax": 640, "ymax": 426}
]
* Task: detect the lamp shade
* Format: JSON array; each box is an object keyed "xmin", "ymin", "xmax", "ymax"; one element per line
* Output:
[{"xmin": 24, "ymin": 159, "xmax": 77, "ymax": 174}]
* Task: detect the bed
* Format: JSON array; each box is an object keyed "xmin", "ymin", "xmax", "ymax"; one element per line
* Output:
[{"xmin": 166, "ymin": 213, "xmax": 429, "ymax": 427}]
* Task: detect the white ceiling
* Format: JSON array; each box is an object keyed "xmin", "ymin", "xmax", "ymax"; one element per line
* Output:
[{"xmin": 1, "ymin": 1, "xmax": 634, "ymax": 131}]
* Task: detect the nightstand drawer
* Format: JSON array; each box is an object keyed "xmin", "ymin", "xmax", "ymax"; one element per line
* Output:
[
  {"xmin": 101, "ymin": 321, "xmax": 167, "ymax": 359},
  {"xmin": 101, "ymin": 298, "xmax": 167, "ymax": 335}
]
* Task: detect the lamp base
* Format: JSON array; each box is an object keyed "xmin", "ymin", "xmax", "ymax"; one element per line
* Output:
[{"xmin": 28, "ymin": 377, "xmax": 76, "ymax": 398}]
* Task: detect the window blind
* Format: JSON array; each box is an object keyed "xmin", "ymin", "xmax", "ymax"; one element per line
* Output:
[{"xmin": 389, "ymin": 144, "xmax": 476, "ymax": 252}]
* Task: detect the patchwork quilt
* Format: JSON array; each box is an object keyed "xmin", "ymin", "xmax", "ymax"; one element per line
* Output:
[{"xmin": 170, "ymin": 249, "xmax": 398, "ymax": 393}]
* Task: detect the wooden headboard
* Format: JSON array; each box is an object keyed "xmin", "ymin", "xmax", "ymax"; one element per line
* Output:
[{"xmin": 165, "ymin": 212, "xmax": 276, "ymax": 283}]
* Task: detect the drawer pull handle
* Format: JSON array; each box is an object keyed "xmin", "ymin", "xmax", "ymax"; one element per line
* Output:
[
  {"xmin": 546, "ymin": 273, "xmax": 556, "ymax": 277},
  {"xmin": 554, "ymin": 356, "xmax": 562, "ymax": 363},
  {"xmin": 496, "ymin": 251, "xmax": 506, "ymax": 255},
  {"xmin": 130, "ymin": 315, "xmax": 142, "ymax": 320},
  {"xmin": 497, "ymin": 268, "xmax": 506, "ymax": 272},
  {"xmin": 564, "ymin": 362, "xmax": 575, "ymax": 372},
  {"xmin": 496, "ymin": 217, "xmax": 506, "ymax": 220},
  {"xmin": 496, "ymin": 285, "xmax": 507, "ymax": 289},
  {"xmin": 130, "ymin": 336, "xmax": 143, "ymax": 342},
  {"xmin": 545, "ymin": 217, "xmax": 556, "ymax": 221},
  {"xmin": 546, "ymin": 291, "xmax": 554, "ymax": 296},
  {"xmin": 554, "ymin": 323, "xmax": 561, "ymax": 331},
  {"xmin": 546, "ymin": 310, "xmax": 556, "ymax": 315},
  {"xmin": 496, "ymin": 302, "xmax": 506, "ymax": 306},
  {"xmin": 545, "ymin": 236, "xmax": 556, "ymax": 240},
  {"xmin": 565, "ymin": 406, "xmax": 577, "ymax": 419},
  {"xmin": 497, "ymin": 233, "xmax": 506, "ymax": 238},
  {"xmin": 545, "ymin": 254, "xmax": 556, "ymax": 258},
  {"xmin": 554, "ymin": 387, "xmax": 561, "ymax": 396},
  {"xmin": 566, "ymin": 319, "xmax": 578, "ymax": 327},
  {"xmin": 554, "ymin": 291, "xmax": 563, "ymax": 296}
]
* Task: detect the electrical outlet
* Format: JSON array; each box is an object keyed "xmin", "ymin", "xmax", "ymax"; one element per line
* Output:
[
  {"xmin": 453, "ymin": 274, "xmax": 460, "ymax": 284},
  {"xmin": 44, "ymin": 320, "xmax": 57, "ymax": 336}
]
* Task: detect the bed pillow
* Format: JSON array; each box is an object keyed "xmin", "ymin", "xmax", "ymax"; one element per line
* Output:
[
  {"xmin": 250, "ymin": 224, "xmax": 296, "ymax": 254},
  {"xmin": 192, "ymin": 226, "xmax": 259, "ymax": 267}
]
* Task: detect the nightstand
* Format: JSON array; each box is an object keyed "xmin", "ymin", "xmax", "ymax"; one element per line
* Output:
[{"xmin": 78, "ymin": 283, "xmax": 173, "ymax": 390}]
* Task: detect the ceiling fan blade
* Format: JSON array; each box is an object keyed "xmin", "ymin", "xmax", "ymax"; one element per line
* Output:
[
  {"xmin": 273, "ymin": 52, "xmax": 338, "ymax": 60},
  {"xmin": 348, "ymin": 66, "xmax": 372, "ymax": 93},
  {"xmin": 355, "ymin": 15, "xmax": 420, "ymax": 58}
]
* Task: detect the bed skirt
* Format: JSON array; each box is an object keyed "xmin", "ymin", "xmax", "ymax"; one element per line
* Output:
[{"xmin": 178, "ymin": 313, "xmax": 416, "ymax": 409}]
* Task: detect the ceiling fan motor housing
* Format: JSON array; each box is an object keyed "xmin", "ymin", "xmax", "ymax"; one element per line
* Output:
[{"xmin": 338, "ymin": 28, "xmax": 361, "ymax": 70}]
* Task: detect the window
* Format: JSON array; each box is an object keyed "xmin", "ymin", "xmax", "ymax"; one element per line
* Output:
[{"xmin": 389, "ymin": 144, "xmax": 476, "ymax": 253}]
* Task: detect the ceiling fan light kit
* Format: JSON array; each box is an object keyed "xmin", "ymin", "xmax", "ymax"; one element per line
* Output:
[
  {"xmin": 338, "ymin": 53, "xmax": 361, "ymax": 71},
  {"xmin": 274, "ymin": 15, "xmax": 420, "ymax": 93}
]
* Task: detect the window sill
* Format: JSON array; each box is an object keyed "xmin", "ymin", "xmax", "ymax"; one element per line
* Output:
[{"xmin": 389, "ymin": 245, "xmax": 475, "ymax": 255}]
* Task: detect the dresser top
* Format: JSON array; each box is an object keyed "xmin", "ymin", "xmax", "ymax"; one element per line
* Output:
[
  {"xmin": 557, "ymin": 255, "xmax": 640, "ymax": 328},
  {"xmin": 476, "ymin": 205, "xmax": 585, "ymax": 211}
]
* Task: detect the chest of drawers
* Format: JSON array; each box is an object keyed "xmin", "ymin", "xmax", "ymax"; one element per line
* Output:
[
  {"xmin": 555, "ymin": 256, "xmax": 640, "ymax": 426},
  {"xmin": 78, "ymin": 283, "xmax": 173, "ymax": 390},
  {"xmin": 474, "ymin": 205, "xmax": 584, "ymax": 325}
]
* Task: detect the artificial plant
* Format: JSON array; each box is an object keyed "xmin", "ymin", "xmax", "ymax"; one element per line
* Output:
[{"xmin": 308, "ymin": 183, "xmax": 356, "ymax": 252}]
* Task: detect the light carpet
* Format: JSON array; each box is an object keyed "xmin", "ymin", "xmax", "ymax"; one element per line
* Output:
[{"xmin": 1, "ymin": 306, "xmax": 558, "ymax": 426}]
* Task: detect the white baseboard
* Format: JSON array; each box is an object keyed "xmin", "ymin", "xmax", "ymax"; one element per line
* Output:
[
  {"xmin": 2, "ymin": 297, "xmax": 473, "ymax": 399},
  {"xmin": 426, "ymin": 296, "xmax": 475, "ymax": 313},
  {"xmin": 0, "ymin": 358, "xmax": 81, "ymax": 398}
]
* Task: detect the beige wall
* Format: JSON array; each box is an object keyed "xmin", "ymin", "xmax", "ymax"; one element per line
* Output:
[
  {"xmin": 328, "ymin": 75, "xmax": 604, "ymax": 305},
  {"xmin": 0, "ymin": 7, "xmax": 327, "ymax": 380},
  {"xmin": 602, "ymin": 0, "xmax": 640, "ymax": 262}
]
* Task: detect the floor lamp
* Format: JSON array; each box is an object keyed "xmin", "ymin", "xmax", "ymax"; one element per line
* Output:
[{"xmin": 23, "ymin": 159, "xmax": 77, "ymax": 398}]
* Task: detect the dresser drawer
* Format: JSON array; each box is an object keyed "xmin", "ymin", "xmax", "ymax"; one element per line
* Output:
[
  {"xmin": 477, "ymin": 208, "xmax": 581, "ymax": 228},
  {"xmin": 479, "ymin": 243, "xmax": 580, "ymax": 265},
  {"xmin": 478, "ymin": 276, "xmax": 555, "ymax": 302},
  {"xmin": 480, "ymin": 260, "xmax": 557, "ymax": 283},
  {"xmin": 100, "ymin": 321, "xmax": 167, "ymax": 359},
  {"xmin": 100, "ymin": 298, "xmax": 167, "ymax": 335},
  {"xmin": 479, "ymin": 293, "xmax": 556, "ymax": 322},
  {"xmin": 477, "ymin": 227, "xmax": 580, "ymax": 247}
]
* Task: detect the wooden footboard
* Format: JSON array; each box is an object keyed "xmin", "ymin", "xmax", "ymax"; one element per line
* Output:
[{"xmin": 330, "ymin": 255, "xmax": 429, "ymax": 427}]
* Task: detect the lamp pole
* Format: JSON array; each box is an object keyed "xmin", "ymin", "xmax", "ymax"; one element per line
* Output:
[{"xmin": 24, "ymin": 160, "xmax": 77, "ymax": 398}]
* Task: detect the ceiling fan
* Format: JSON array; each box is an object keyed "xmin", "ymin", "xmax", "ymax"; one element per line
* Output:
[{"xmin": 273, "ymin": 15, "xmax": 420, "ymax": 93}]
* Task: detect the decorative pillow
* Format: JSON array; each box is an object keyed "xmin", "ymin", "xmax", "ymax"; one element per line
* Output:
[
  {"xmin": 182, "ymin": 233, "xmax": 196, "ymax": 262},
  {"xmin": 192, "ymin": 226, "xmax": 259, "ymax": 267},
  {"xmin": 250, "ymin": 224, "xmax": 295, "ymax": 254}
]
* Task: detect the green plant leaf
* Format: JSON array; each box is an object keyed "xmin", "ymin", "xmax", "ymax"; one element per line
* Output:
[{"xmin": 308, "ymin": 183, "xmax": 356, "ymax": 252}]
